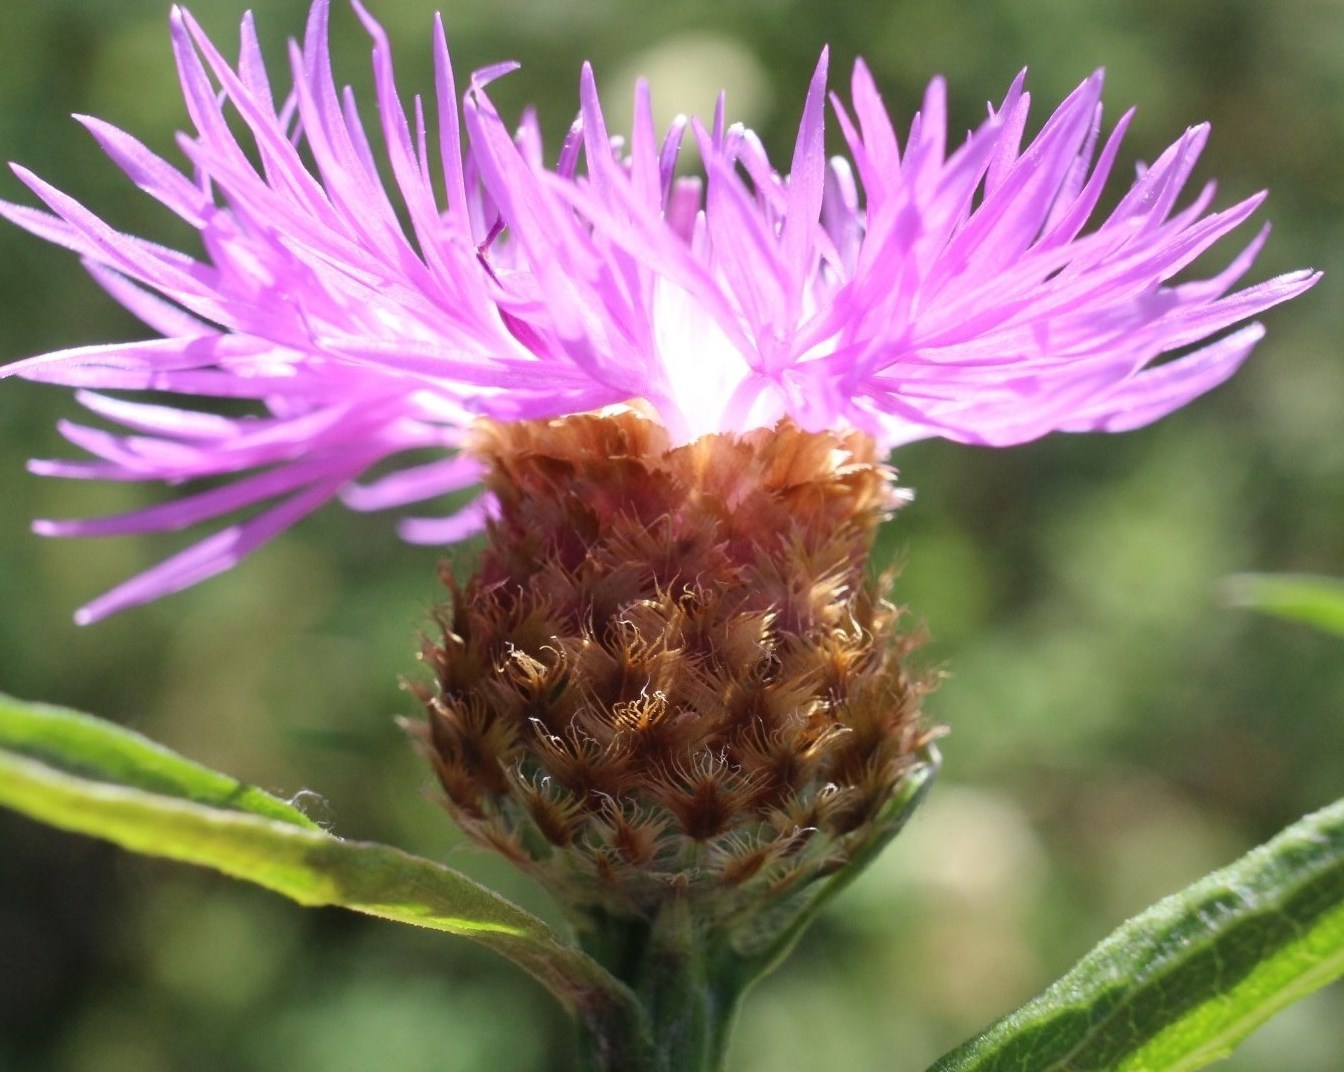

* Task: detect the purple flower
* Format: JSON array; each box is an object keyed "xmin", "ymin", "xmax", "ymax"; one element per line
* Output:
[{"xmin": 1, "ymin": 1, "xmax": 1317, "ymax": 623}]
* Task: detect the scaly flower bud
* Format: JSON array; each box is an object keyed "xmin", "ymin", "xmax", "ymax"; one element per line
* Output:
[{"xmin": 411, "ymin": 410, "xmax": 931, "ymax": 927}]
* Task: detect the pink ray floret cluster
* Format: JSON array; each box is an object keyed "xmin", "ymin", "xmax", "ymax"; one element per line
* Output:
[{"xmin": 0, "ymin": 1, "xmax": 1318, "ymax": 622}]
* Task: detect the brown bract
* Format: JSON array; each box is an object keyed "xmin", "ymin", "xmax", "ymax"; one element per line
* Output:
[{"xmin": 412, "ymin": 410, "xmax": 932, "ymax": 924}]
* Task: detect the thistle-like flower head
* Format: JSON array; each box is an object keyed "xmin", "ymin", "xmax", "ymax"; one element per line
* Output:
[{"xmin": 0, "ymin": 0, "xmax": 1317, "ymax": 622}]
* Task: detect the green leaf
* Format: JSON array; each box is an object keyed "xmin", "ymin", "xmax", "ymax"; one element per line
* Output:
[
  {"xmin": 927, "ymin": 798, "xmax": 1344, "ymax": 1072},
  {"xmin": 0, "ymin": 695, "xmax": 639, "ymax": 1024},
  {"xmin": 1221, "ymin": 572, "xmax": 1344, "ymax": 637},
  {"xmin": 0, "ymin": 694, "xmax": 318, "ymax": 827}
]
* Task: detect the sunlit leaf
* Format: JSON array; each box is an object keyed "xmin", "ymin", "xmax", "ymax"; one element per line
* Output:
[
  {"xmin": 0, "ymin": 695, "xmax": 639, "ymax": 1025},
  {"xmin": 1221, "ymin": 572, "xmax": 1344, "ymax": 638},
  {"xmin": 928, "ymin": 797, "xmax": 1344, "ymax": 1072},
  {"xmin": 0, "ymin": 693, "xmax": 318, "ymax": 827}
]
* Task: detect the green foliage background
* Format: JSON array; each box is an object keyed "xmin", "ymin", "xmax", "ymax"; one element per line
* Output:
[{"xmin": 0, "ymin": 0, "xmax": 1341, "ymax": 1069}]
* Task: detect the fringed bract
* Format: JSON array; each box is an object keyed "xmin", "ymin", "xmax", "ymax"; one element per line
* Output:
[{"xmin": 414, "ymin": 411, "xmax": 931, "ymax": 924}]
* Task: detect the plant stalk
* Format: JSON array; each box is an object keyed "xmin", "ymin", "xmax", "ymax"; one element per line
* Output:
[{"xmin": 574, "ymin": 901, "xmax": 745, "ymax": 1072}]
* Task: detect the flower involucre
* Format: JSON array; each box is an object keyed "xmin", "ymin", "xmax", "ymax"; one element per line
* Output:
[
  {"xmin": 0, "ymin": 1, "xmax": 1318, "ymax": 621},
  {"xmin": 414, "ymin": 411, "xmax": 930, "ymax": 920}
]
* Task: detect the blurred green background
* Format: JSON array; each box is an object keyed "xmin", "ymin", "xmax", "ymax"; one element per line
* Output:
[{"xmin": 1, "ymin": 0, "xmax": 1342, "ymax": 1069}]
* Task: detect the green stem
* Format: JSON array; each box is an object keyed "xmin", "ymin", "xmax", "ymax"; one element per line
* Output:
[{"xmin": 574, "ymin": 902, "xmax": 745, "ymax": 1072}]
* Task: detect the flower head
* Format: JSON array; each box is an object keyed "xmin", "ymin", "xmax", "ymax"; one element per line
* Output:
[{"xmin": 1, "ymin": 0, "xmax": 1317, "ymax": 622}]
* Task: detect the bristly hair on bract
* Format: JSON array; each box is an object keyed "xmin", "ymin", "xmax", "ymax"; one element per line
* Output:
[{"xmin": 0, "ymin": 0, "xmax": 1319, "ymax": 624}]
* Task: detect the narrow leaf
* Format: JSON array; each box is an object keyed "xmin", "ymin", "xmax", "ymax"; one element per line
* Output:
[
  {"xmin": 0, "ymin": 693, "xmax": 317, "ymax": 827},
  {"xmin": 1221, "ymin": 572, "xmax": 1344, "ymax": 637},
  {"xmin": 928, "ymin": 797, "xmax": 1344, "ymax": 1072},
  {"xmin": 0, "ymin": 698, "xmax": 640, "ymax": 1024}
]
